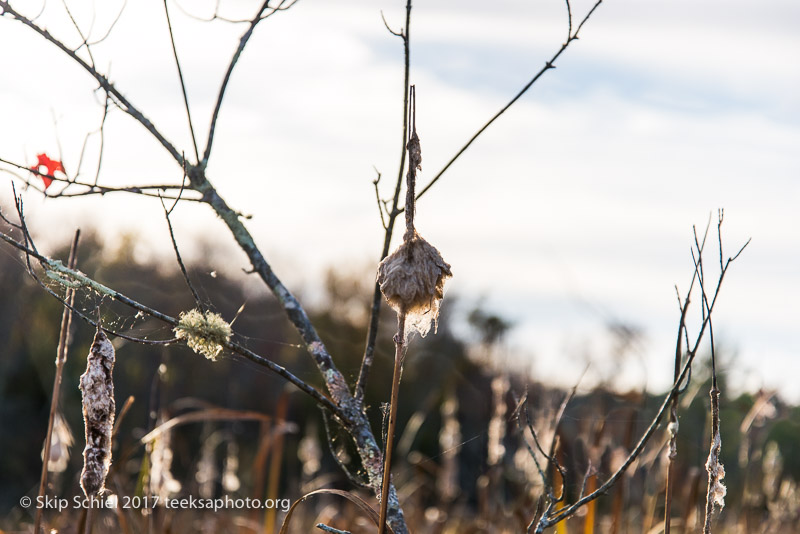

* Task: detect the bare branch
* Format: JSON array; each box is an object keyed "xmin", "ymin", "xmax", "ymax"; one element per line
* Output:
[
  {"xmin": 0, "ymin": 1, "xmax": 185, "ymax": 166},
  {"xmin": 159, "ymin": 189, "xmax": 203, "ymax": 311},
  {"xmin": 564, "ymin": 0, "xmax": 573, "ymax": 41},
  {"xmin": 162, "ymin": 0, "xmax": 201, "ymax": 163},
  {"xmin": 414, "ymin": 0, "xmax": 604, "ymax": 204},
  {"xmin": 174, "ymin": 0, "xmax": 297, "ymax": 24},
  {"xmin": 380, "ymin": 10, "xmax": 403, "ymax": 37},
  {"xmin": 0, "ymin": 227, "xmax": 344, "ymax": 419},
  {"xmin": 535, "ymin": 219, "xmax": 748, "ymax": 532},
  {"xmin": 321, "ymin": 408, "xmax": 370, "ymax": 489},
  {"xmin": 202, "ymin": 0, "xmax": 297, "ymax": 166},
  {"xmin": 86, "ymin": 0, "xmax": 128, "ymax": 46},
  {"xmin": 60, "ymin": 0, "xmax": 96, "ymax": 64},
  {"xmin": 34, "ymin": 229, "xmax": 79, "ymax": 534},
  {"xmin": 372, "ymin": 167, "xmax": 388, "ymax": 230},
  {"xmin": 1, "ymin": 154, "xmax": 202, "ymax": 200},
  {"xmin": 355, "ymin": 0, "xmax": 413, "ymax": 402}
]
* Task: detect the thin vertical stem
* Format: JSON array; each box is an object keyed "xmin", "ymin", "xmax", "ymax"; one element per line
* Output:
[
  {"xmin": 162, "ymin": 0, "xmax": 200, "ymax": 163},
  {"xmin": 355, "ymin": 0, "xmax": 413, "ymax": 401},
  {"xmin": 378, "ymin": 311, "xmax": 406, "ymax": 534},
  {"xmin": 703, "ymin": 386, "xmax": 721, "ymax": 534},
  {"xmin": 34, "ymin": 230, "xmax": 80, "ymax": 534},
  {"xmin": 264, "ymin": 391, "xmax": 289, "ymax": 534}
]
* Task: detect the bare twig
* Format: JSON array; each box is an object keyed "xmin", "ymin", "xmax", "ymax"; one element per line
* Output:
[
  {"xmin": 34, "ymin": 229, "xmax": 80, "ymax": 534},
  {"xmin": 0, "ymin": 1, "xmax": 185, "ymax": 166},
  {"xmin": 564, "ymin": 0, "xmax": 573, "ymax": 40},
  {"xmin": 511, "ymin": 392, "xmax": 550, "ymax": 492},
  {"xmin": 355, "ymin": 0, "xmax": 413, "ymax": 402},
  {"xmin": 159, "ymin": 190, "xmax": 204, "ymax": 311},
  {"xmin": 202, "ymin": 0, "xmax": 276, "ymax": 166},
  {"xmin": 73, "ymin": 90, "xmax": 110, "ymax": 186},
  {"xmin": 2, "ymin": 154, "xmax": 207, "ymax": 202},
  {"xmin": 375, "ymin": 86, "xmax": 434, "ymax": 534},
  {"xmin": 174, "ymin": 0, "xmax": 297, "ymax": 24},
  {"xmin": 534, "ymin": 219, "xmax": 748, "ymax": 532},
  {"xmin": 86, "ymin": 0, "xmax": 128, "ymax": 46},
  {"xmin": 60, "ymin": 0, "xmax": 96, "ymax": 65},
  {"xmin": 162, "ymin": 0, "xmax": 201, "ymax": 163},
  {"xmin": 378, "ymin": 312, "xmax": 406, "ymax": 534},
  {"xmin": 701, "ymin": 211, "xmax": 730, "ymax": 533},
  {"xmin": 414, "ymin": 0, "xmax": 604, "ymax": 203},
  {"xmin": 664, "ymin": 216, "xmax": 711, "ymax": 534},
  {"xmin": 380, "ymin": 10, "xmax": 403, "ymax": 37},
  {"xmin": 0, "ymin": 229, "xmax": 344, "ymax": 419},
  {"xmin": 372, "ymin": 168, "xmax": 388, "ymax": 230},
  {"xmin": 321, "ymin": 408, "xmax": 370, "ymax": 488}
]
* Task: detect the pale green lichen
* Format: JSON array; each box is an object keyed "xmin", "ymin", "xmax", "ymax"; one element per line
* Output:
[
  {"xmin": 44, "ymin": 259, "xmax": 118, "ymax": 297},
  {"xmin": 174, "ymin": 309, "xmax": 231, "ymax": 361}
]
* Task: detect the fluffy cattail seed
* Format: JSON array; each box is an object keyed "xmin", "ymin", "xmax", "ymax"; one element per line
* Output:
[
  {"xmin": 377, "ymin": 231, "xmax": 451, "ymax": 339},
  {"xmin": 79, "ymin": 329, "xmax": 115, "ymax": 497},
  {"xmin": 705, "ymin": 428, "xmax": 726, "ymax": 509}
]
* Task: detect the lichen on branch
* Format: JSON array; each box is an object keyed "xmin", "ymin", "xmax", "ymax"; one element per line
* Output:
[{"xmin": 174, "ymin": 309, "xmax": 232, "ymax": 361}]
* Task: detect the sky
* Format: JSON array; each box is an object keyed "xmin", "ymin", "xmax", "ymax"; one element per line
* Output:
[{"xmin": 1, "ymin": 0, "xmax": 798, "ymax": 400}]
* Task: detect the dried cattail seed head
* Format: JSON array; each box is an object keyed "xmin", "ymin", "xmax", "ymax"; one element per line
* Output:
[
  {"xmin": 407, "ymin": 130, "xmax": 422, "ymax": 172},
  {"xmin": 377, "ymin": 231, "xmax": 452, "ymax": 339},
  {"xmin": 79, "ymin": 329, "xmax": 115, "ymax": 497},
  {"xmin": 44, "ymin": 412, "xmax": 73, "ymax": 473},
  {"xmin": 705, "ymin": 428, "xmax": 727, "ymax": 509}
]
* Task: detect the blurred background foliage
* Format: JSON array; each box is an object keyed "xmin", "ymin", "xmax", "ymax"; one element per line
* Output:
[{"xmin": 1, "ymin": 225, "xmax": 798, "ymax": 532}]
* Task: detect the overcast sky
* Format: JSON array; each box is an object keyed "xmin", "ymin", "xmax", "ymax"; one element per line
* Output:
[{"xmin": 1, "ymin": 0, "xmax": 798, "ymax": 400}]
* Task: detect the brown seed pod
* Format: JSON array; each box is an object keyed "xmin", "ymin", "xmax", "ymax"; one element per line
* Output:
[
  {"xmin": 79, "ymin": 329, "xmax": 115, "ymax": 497},
  {"xmin": 377, "ymin": 231, "xmax": 452, "ymax": 339}
]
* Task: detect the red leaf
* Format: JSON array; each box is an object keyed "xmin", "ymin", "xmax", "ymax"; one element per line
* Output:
[{"xmin": 30, "ymin": 153, "xmax": 65, "ymax": 190}]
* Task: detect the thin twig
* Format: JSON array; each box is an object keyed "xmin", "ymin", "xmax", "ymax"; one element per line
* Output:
[
  {"xmin": 163, "ymin": 0, "xmax": 201, "ymax": 163},
  {"xmin": 372, "ymin": 168, "xmax": 387, "ymax": 230},
  {"xmin": 60, "ymin": 0, "xmax": 96, "ymax": 65},
  {"xmin": 0, "ymin": 229, "xmax": 345, "ymax": 420},
  {"xmin": 0, "ymin": 156, "xmax": 193, "ymax": 199},
  {"xmin": 564, "ymin": 0, "xmax": 573, "ymax": 40},
  {"xmin": 378, "ymin": 311, "xmax": 406, "ymax": 534},
  {"xmin": 160, "ymin": 198, "xmax": 203, "ymax": 310},
  {"xmin": 414, "ymin": 0, "xmax": 604, "ymax": 204},
  {"xmin": 174, "ymin": 0, "xmax": 296, "ymax": 24},
  {"xmin": 380, "ymin": 10, "xmax": 403, "ymax": 37},
  {"xmin": 701, "ymin": 212, "xmax": 725, "ymax": 533},
  {"xmin": 510, "ymin": 393, "xmax": 550, "ymax": 492},
  {"xmin": 535, "ymin": 221, "xmax": 748, "ymax": 532},
  {"xmin": 0, "ymin": 1, "xmax": 185, "ymax": 166},
  {"xmin": 86, "ymin": 0, "xmax": 128, "ymax": 46},
  {"xmin": 34, "ymin": 230, "xmax": 80, "ymax": 534},
  {"xmin": 664, "ymin": 216, "xmax": 711, "ymax": 534},
  {"xmin": 355, "ymin": 0, "xmax": 413, "ymax": 402},
  {"xmin": 202, "ymin": 0, "xmax": 273, "ymax": 166},
  {"xmin": 321, "ymin": 408, "xmax": 370, "ymax": 488}
]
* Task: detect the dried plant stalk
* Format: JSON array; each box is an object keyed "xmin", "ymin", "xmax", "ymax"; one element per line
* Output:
[
  {"xmin": 703, "ymin": 387, "xmax": 726, "ymax": 533},
  {"xmin": 148, "ymin": 422, "xmax": 181, "ymax": 500},
  {"xmin": 378, "ymin": 87, "xmax": 450, "ymax": 534},
  {"xmin": 79, "ymin": 329, "xmax": 116, "ymax": 497},
  {"xmin": 34, "ymin": 230, "xmax": 79, "ymax": 534}
]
